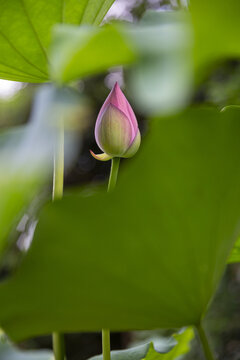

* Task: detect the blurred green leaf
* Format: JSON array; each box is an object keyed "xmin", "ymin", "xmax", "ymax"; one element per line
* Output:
[
  {"xmin": 0, "ymin": 170, "xmax": 41, "ymax": 255},
  {"xmin": 191, "ymin": 0, "xmax": 240, "ymax": 71},
  {"xmin": 1, "ymin": 108, "xmax": 240, "ymax": 340},
  {"xmin": 127, "ymin": 11, "xmax": 193, "ymax": 115},
  {"xmin": 0, "ymin": 335, "xmax": 53, "ymax": 360},
  {"xmin": 142, "ymin": 328, "xmax": 194, "ymax": 360},
  {"xmin": 0, "ymin": 84, "xmax": 82, "ymax": 258},
  {"xmin": 0, "ymin": 0, "xmax": 115, "ymax": 82},
  {"xmin": 91, "ymin": 343, "xmax": 155, "ymax": 360},
  {"xmin": 90, "ymin": 328, "xmax": 193, "ymax": 360},
  {"xmin": 50, "ymin": 24, "xmax": 136, "ymax": 84},
  {"xmin": 228, "ymin": 238, "xmax": 240, "ymax": 264},
  {"xmin": 0, "ymin": 127, "xmax": 45, "ymax": 257},
  {"xmin": 50, "ymin": 11, "xmax": 193, "ymax": 114}
]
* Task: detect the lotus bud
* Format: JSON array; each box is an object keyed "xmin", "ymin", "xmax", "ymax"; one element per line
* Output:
[{"xmin": 90, "ymin": 83, "xmax": 141, "ymax": 161}]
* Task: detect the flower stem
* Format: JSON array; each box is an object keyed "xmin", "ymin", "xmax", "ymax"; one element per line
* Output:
[
  {"xmin": 52, "ymin": 120, "xmax": 64, "ymax": 200},
  {"xmin": 53, "ymin": 332, "xmax": 66, "ymax": 360},
  {"xmin": 107, "ymin": 157, "xmax": 120, "ymax": 193},
  {"xmin": 197, "ymin": 323, "xmax": 215, "ymax": 360},
  {"xmin": 102, "ymin": 329, "xmax": 111, "ymax": 360},
  {"xmin": 52, "ymin": 120, "xmax": 66, "ymax": 360},
  {"xmin": 102, "ymin": 158, "xmax": 120, "ymax": 360}
]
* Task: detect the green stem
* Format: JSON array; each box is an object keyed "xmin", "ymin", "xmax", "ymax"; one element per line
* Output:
[
  {"xmin": 107, "ymin": 157, "xmax": 120, "ymax": 193},
  {"xmin": 52, "ymin": 120, "xmax": 66, "ymax": 360},
  {"xmin": 52, "ymin": 120, "xmax": 64, "ymax": 200},
  {"xmin": 197, "ymin": 323, "xmax": 215, "ymax": 360},
  {"xmin": 53, "ymin": 332, "xmax": 66, "ymax": 360},
  {"xmin": 101, "ymin": 158, "xmax": 120, "ymax": 360},
  {"xmin": 102, "ymin": 329, "xmax": 111, "ymax": 360}
]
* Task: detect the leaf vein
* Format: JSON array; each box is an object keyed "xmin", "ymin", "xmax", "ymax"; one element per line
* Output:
[
  {"xmin": 0, "ymin": 30, "xmax": 48, "ymax": 78},
  {"xmin": 20, "ymin": 0, "xmax": 49, "ymax": 63},
  {"xmin": 79, "ymin": 0, "xmax": 89, "ymax": 24},
  {"xmin": 62, "ymin": 0, "xmax": 65, "ymax": 23},
  {"xmin": 93, "ymin": 0, "xmax": 115, "ymax": 25},
  {"xmin": 0, "ymin": 59, "xmax": 46, "ymax": 81}
]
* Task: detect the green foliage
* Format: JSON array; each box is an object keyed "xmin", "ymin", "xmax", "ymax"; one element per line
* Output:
[
  {"xmin": 0, "ymin": 108, "xmax": 240, "ymax": 340},
  {"xmin": 228, "ymin": 238, "xmax": 240, "ymax": 264},
  {"xmin": 50, "ymin": 11, "xmax": 193, "ymax": 114},
  {"xmin": 126, "ymin": 11, "xmax": 193, "ymax": 115},
  {"xmin": 48, "ymin": 1, "xmax": 240, "ymax": 113},
  {"xmin": 1, "ymin": 0, "xmax": 240, "ymax": 356},
  {"xmin": 0, "ymin": 85, "xmax": 82, "ymax": 259},
  {"xmin": 0, "ymin": 0, "xmax": 116, "ymax": 82},
  {"xmin": 142, "ymin": 328, "xmax": 194, "ymax": 360},
  {"xmin": 50, "ymin": 24, "xmax": 135, "ymax": 84},
  {"xmin": 191, "ymin": 0, "xmax": 240, "ymax": 71},
  {"xmin": 0, "ymin": 127, "xmax": 45, "ymax": 257},
  {"xmin": 90, "ymin": 328, "xmax": 193, "ymax": 360},
  {"xmin": 0, "ymin": 166, "xmax": 40, "ymax": 256}
]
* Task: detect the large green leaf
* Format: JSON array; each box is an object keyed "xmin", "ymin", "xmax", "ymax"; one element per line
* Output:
[
  {"xmin": 0, "ymin": 0, "xmax": 115, "ymax": 82},
  {"xmin": 1, "ymin": 108, "xmax": 240, "ymax": 340}
]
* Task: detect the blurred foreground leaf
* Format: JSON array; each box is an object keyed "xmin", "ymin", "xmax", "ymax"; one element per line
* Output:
[
  {"xmin": 228, "ymin": 238, "xmax": 240, "ymax": 264},
  {"xmin": 143, "ymin": 328, "xmax": 194, "ymax": 360},
  {"xmin": 91, "ymin": 328, "xmax": 193, "ymax": 360},
  {"xmin": 0, "ymin": 0, "xmax": 115, "ymax": 82},
  {"xmin": 1, "ymin": 108, "xmax": 240, "ymax": 339},
  {"xmin": 50, "ymin": 24, "xmax": 135, "ymax": 84},
  {"xmin": 0, "ymin": 126, "xmax": 47, "ymax": 258},
  {"xmin": 127, "ymin": 11, "xmax": 193, "ymax": 115},
  {"xmin": 51, "ymin": 11, "xmax": 193, "ymax": 114},
  {"xmin": 0, "ymin": 84, "xmax": 82, "ymax": 259}
]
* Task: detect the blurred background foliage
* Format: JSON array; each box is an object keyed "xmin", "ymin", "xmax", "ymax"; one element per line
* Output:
[{"xmin": 1, "ymin": 0, "xmax": 240, "ymax": 359}]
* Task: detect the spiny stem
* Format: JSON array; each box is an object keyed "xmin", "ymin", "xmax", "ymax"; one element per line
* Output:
[
  {"xmin": 197, "ymin": 323, "xmax": 215, "ymax": 360},
  {"xmin": 102, "ymin": 329, "xmax": 111, "ymax": 360},
  {"xmin": 52, "ymin": 119, "xmax": 66, "ymax": 360},
  {"xmin": 107, "ymin": 157, "xmax": 120, "ymax": 193}
]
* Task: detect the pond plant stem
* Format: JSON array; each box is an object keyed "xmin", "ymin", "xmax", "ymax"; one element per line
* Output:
[
  {"xmin": 52, "ymin": 120, "xmax": 66, "ymax": 360},
  {"xmin": 107, "ymin": 157, "xmax": 120, "ymax": 193},
  {"xmin": 197, "ymin": 323, "xmax": 215, "ymax": 360},
  {"xmin": 53, "ymin": 332, "xmax": 66, "ymax": 360},
  {"xmin": 102, "ymin": 329, "xmax": 111, "ymax": 360},
  {"xmin": 52, "ymin": 120, "xmax": 64, "ymax": 201},
  {"xmin": 101, "ymin": 157, "xmax": 120, "ymax": 360}
]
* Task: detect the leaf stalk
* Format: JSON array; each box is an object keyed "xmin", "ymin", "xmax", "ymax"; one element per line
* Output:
[
  {"xmin": 102, "ymin": 329, "xmax": 111, "ymax": 360},
  {"xmin": 102, "ymin": 157, "xmax": 120, "ymax": 360},
  {"xmin": 52, "ymin": 119, "xmax": 66, "ymax": 360},
  {"xmin": 197, "ymin": 323, "xmax": 215, "ymax": 360},
  {"xmin": 107, "ymin": 157, "xmax": 120, "ymax": 193}
]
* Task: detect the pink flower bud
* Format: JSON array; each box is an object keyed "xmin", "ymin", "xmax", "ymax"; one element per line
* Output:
[{"xmin": 90, "ymin": 83, "xmax": 141, "ymax": 161}]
